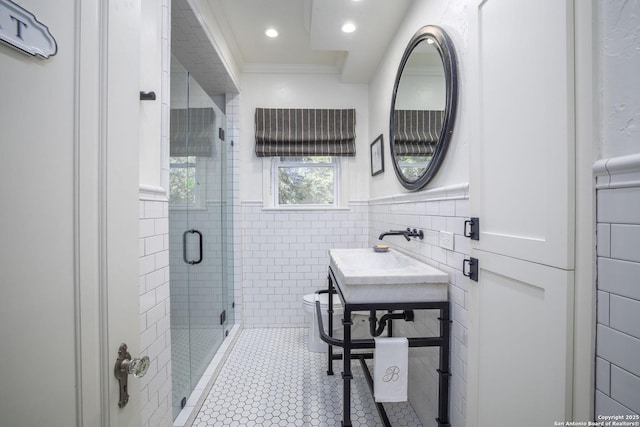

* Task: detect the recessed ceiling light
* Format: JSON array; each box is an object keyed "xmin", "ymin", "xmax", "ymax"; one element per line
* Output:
[
  {"xmin": 341, "ymin": 22, "xmax": 356, "ymax": 33},
  {"xmin": 265, "ymin": 28, "xmax": 278, "ymax": 38}
]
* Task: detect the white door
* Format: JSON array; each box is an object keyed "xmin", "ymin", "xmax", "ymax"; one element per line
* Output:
[
  {"xmin": 0, "ymin": 1, "xmax": 141, "ymax": 426},
  {"xmin": 467, "ymin": 0, "xmax": 575, "ymax": 425}
]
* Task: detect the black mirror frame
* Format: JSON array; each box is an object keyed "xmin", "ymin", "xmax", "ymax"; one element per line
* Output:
[{"xmin": 390, "ymin": 25, "xmax": 458, "ymax": 191}]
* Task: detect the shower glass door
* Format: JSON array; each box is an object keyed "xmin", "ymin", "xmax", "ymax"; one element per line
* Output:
[{"xmin": 169, "ymin": 58, "xmax": 233, "ymax": 419}]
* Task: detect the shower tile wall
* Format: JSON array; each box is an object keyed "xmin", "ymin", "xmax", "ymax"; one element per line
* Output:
[
  {"xmin": 225, "ymin": 93, "xmax": 242, "ymax": 322},
  {"xmin": 139, "ymin": 195, "xmax": 172, "ymax": 427},
  {"xmin": 595, "ymin": 158, "xmax": 640, "ymax": 418},
  {"xmin": 368, "ymin": 186, "xmax": 469, "ymax": 427},
  {"xmin": 241, "ymin": 201, "xmax": 369, "ymax": 328}
]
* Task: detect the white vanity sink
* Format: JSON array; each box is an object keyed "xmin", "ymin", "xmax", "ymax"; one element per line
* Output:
[{"xmin": 328, "ymin": 248, "xmax": 449, "ymax": 303}]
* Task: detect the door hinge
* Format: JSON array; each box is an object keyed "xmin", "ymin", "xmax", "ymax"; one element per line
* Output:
[
  {"xmin": 463, "ymin": 257, "xmax": 479, "ymax": 282},
  {"xmin": 220, "ymin": 310, "xmax": 226, "ymax": 325},
  {"xmin": 219, "ymin": 127, "xmax": 225, "ymax": 141},
  {"xmin": 464, "ymin": 217, "xmax": 480, "ymax": 240}
]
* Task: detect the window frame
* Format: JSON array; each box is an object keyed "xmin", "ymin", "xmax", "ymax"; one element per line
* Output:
[{"xmin": 271, "ymin": 156, "xmax": 340, "ymax": 209}]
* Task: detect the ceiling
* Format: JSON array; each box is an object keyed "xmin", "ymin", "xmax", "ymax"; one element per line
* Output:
[{"xmin": 172, "ymin": 0, "xmax": 413, "ymax": 96}]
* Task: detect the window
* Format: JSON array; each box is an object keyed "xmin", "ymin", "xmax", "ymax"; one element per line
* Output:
[
  {"xmin": 274, "ymin": 156, "xmax": 338, "ymax": 207},
  {"xmin": 169, "ymin": 156, "xmax": 200, "ymax": 206}
]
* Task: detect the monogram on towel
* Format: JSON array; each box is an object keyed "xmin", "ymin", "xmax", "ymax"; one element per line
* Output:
[{"xmin": 383, "ymin": 366, "xmax": 401, "ymax": 382}]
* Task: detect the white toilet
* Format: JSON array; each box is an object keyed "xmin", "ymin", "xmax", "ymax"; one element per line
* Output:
[{"xmin": 302, "ymin": 293, "xmax": 344, "ymax": 352}]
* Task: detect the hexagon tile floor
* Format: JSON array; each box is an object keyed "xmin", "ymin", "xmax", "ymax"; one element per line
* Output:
[{"xmin": 191, "ymin": 328, "xmax": 423, "ymax": 426}]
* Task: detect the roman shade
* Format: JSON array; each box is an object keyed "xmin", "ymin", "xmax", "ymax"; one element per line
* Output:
[
  {"xmin": 393, "ymin": 110, "xmax": 444, "ymax": 156},
  {"xmin": 255, "ymin": 108, "xmax": 356, "ymax": 157},
  {"xmin": 170, "ymin": 108, "xmax": 215, "ymax": 157}
]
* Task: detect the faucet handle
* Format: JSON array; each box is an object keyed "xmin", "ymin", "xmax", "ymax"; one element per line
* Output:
[{"xmin": 408, "ymin": 228, "xmax": 424, "ymax": 239}]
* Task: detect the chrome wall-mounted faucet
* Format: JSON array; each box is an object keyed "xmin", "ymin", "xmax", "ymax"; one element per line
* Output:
[{"xmin": 378, "ymin": 227, "xmax": 424, "ymax": 241}]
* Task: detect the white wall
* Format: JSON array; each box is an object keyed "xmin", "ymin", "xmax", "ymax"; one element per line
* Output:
[
  {"xmin": 368, "ymin": 0, "xmax": 471, "ymax": 199},
  {"xmin": 599, "ymin": 0, "xmax": 640, "ymax": 159},
  {"xmin": 139, "ymin": 0, "xmax": 167, "ymax": 190}
]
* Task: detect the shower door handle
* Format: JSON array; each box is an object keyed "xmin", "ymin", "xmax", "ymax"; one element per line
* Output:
[{"xmin": 183, "ymin": 229, "xmax": 203, "ymax": 265}]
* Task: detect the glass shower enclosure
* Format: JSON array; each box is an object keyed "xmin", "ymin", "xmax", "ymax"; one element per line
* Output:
[{"xmin": 169, "ymin": 58, "xmax": 235, "ymax": 419}]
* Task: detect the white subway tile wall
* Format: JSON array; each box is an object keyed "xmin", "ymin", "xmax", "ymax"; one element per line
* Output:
[
  {"xmin": 596, "ymin": 167, "xmax": 640, "ymax": 417},
  {"xmin": 368, "ymin": 189, "xmax": 469, "ymax": 427},
  {"xmin": 241, "ymin": 202, "xmax": 370, "ymax": 328},
  {"xmin": 139, "ymin": 197, "xmax": 172, "ymax": 427},
  {"xmin": 226, "ymin": 93, "xmax": 242, "ymax": 324}
]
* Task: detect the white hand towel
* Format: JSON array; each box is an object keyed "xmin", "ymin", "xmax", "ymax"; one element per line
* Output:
[{"xmin": 374, "ymin": 337, "xmax": 409, "ymax": 402}]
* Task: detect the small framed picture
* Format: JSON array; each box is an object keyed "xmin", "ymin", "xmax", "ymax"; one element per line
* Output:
[{"xmin": 370, "ymin": 134, "xmax": 384, "ymax": 176}]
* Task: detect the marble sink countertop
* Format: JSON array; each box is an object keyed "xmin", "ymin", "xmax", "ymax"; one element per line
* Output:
[{"xmin": 328, "ymin": 248, "xmax": 449, "ymax": 304}]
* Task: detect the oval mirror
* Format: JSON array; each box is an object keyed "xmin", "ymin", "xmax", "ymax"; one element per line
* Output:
[{"xmin": 390, "ymin": 25, "xmax": 458, "ymax": 190}]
